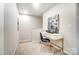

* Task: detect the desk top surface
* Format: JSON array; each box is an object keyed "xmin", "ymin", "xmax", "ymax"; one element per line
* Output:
[{"xmin": 41, "ymin": 31, "xmax": 64, "ymax": 40}]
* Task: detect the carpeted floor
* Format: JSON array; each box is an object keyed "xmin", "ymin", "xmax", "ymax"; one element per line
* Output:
[{"xmin": 15, "ymin": 42, "xmax": 63, "ymax": 55}]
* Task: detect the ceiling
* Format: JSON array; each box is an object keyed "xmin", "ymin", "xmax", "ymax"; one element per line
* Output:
[{"xmin": 17, "ymin": 3, "xmax": 57, "ymax": 16}]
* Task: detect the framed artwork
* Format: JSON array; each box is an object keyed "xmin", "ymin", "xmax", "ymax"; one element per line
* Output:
[{"xmin": 47, "ymin": 14, "xmax": 59, "ymax": 33}]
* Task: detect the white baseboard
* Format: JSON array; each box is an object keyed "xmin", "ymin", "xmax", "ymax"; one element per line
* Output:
[
  {"xmin": 64, "ymin": 48, "xmax": 78, "ymax": 55},
  {"xmin": 64, "ymin": 49, "xmax": 72, "ymax": 55},
  {"xmin": 19, "ymin": 39, "xmax": 32, "ymax": 43}
]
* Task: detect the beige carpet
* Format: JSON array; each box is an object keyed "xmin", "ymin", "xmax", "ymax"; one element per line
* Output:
[{"xmin": 15, "ymin": 42, "xmax": 63, "ymax": 55}]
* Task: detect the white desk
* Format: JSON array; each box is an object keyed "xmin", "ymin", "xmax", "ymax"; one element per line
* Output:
[{"xmin": 41, "ymin": 31, "xmax": 64, "ymax": 52}]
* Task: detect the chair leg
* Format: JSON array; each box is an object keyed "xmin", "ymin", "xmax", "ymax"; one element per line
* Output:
[
  {"xmin": 40, "ymin": 41, "xmax": 42, "ymax": 48},
  {"xmin": 61, "ymin": 48, "xmax": 63, "ymax": 54}
]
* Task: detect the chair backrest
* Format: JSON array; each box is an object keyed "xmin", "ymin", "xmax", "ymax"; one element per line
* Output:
[{"xmin": 40, "ymin": 33, "xmax": 43, "ymax": 41}]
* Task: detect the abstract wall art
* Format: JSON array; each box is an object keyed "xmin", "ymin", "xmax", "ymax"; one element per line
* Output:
[{"xmin": 47, "ymin": 14, "xmax": 59, "ymax": 34}]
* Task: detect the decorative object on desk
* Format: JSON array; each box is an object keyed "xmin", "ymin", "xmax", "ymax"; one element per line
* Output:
[{"xmin": 47, "ymin": 14, "xmax": 59, "ymax": 33}]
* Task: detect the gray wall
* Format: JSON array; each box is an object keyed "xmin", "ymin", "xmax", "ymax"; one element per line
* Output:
[
  {"xmin": 0, "ymin": 4, "xmax": 4, "ymax": 55},
  {"xmin": 76, "ymin": 4, "xmax": 79, "ymax": 54},
  {"xmin": 19, "ymin": 15, "xmax": 42, "ymax": 42},
  {"xmin": 4, "ymin": 3, "xmax": 18, "ymax": 55}
]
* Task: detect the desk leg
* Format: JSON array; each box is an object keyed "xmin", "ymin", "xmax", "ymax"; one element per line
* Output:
[{"xmin": 62, "ymin": 38, "xmax": 64, "ymax": 54}]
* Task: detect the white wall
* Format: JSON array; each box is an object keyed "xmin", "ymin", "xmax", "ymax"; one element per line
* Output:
[
  {"xmin": 4, "ymin": 3, "xmax": 18, "ymax": 55},
  {"xmin": 19, "ymin": 15, "xmax": 42, "ymax": 42},
  {"xmin": 0, "ymin": 4, "xmax": 4, "ymax": 55},
  {"xmin": 43, "ymin": 3, "xmax": 77, "ymax": 54}
]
